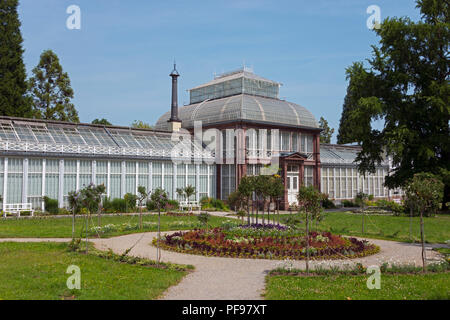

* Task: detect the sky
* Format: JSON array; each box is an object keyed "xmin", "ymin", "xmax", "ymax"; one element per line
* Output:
[{"xmin": 18, "ymin": 0, "xmax": 420, "ymax": 143}]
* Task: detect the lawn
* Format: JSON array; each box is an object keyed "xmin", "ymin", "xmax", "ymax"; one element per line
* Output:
[
  {"xmin": 0, "ymin": 242, "xmax": 187, "ymax": 300},
  {"xmin": 265, "ymin": 273, "xmax": 450, "ymax": 300},
  {"xmin": 273, "ymin": 211, "xmax": 450, "ymax": 244},
  {"xmin": 0, "ymin": 214, "xmax": 233, "ymax": 238}
]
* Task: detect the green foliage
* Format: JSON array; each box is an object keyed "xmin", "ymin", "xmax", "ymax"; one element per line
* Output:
[
  {"xmin": 337, "ymin": 1, "xmax": 450, "ymax": 197},
  {"xmin": 28, "ymin": 50, "xmax": 79, "ymax": 122},
  {"xmin": 227, "ymin": 191, "xmax": 244, "ymax": 211},
  {"xmin": 131, "ymin": 120, "xmax": 152, "ymax": 129},
  {"xmin": 342, "ymin": 200, "xmax": 358, "ymax": 208},
  {"xmin": 123, "ymin": 193, "xmax": 137, "ymax": 211},
  {"xmin": 354, "ymin": 192, "xmax": 369, "ymax": 208},
  {"xmin": 43, "ymin": 196, "xmax": 59, "ymax": 214},
  {"xmin": 197, "ymin": 212, "xmax": 211, "ymax": 227},
  {"xmin": 321, "ymin": 195, "xmax": 336, "ymax": 209},
  {"xmin": 150, "ymin": 188, "xmax": 169, "ymax": 210},
  {"xmin": 0, "ymin": 0, "xmax": 31, "ymax": 117},
  {"xmin": 297, "ymin": 186, "xmax": 325, "ymax": 224},
  {"xmin": 405, "ymin": 173, "xmax": 445, "ymax": 217},
  {"xmin": 166, "ymin": 199, "xmax": 179, "ymax": 210},
  {"xmin": 319, "ymin": 116, "xmax": 334, "ymax": 144},
  {"xmin": 91, "ymin": 118, "xmax": 112, "ymax": 126}
]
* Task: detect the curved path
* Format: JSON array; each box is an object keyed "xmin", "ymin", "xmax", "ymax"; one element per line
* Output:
[{"xmin": 1, "ymin": 233, "xmax": 442, "ymax": 300}]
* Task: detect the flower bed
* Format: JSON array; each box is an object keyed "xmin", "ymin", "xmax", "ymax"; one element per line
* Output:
[{"xmin": 157, "ymin": 227, "xmax": 380, "ymax": 260}]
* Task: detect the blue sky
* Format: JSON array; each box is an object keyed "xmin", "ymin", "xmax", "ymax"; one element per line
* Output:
[{"xmin": 18, "ymin": 0, "xmax": 420, "ymax": 142}]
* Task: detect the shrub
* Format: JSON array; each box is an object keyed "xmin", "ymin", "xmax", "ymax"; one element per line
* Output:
[
  {"xmin": 342, "ymin": 200, "xmax": 358, "ymax": 208},
  {"xmin": 110, "ymin": 198, "xmax": 127, "ymax": 213},
  {"xmin": 124, "ymin": 193, "xmax": 137, "ymax": 211},
  {"xmin": 166, "ymin": 199, "xmax": 179, "ymax": 210},
  {"xmin": 321, "ymin": 195, "xmax": 336, "ymax": 209},
  {"xmin": 201, "ymin": 197, "xmax": 229, "ymax": 211},
  {"xmin": 146, "ymin": 200, "xmax": 156, "ymax": 211},
  {"xmin": 43, "ymin": 196, "xmax": 59, "ymax": 214}
]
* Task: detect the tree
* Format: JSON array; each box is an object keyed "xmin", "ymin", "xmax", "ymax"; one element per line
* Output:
[
  {"xmin": 150, "ymin": 188, "xmax": 168, "ymax": 265},
  {"xmin": 131, "ymin": 120, "xmax": 152, "ymax": 129},
  {"xmin": 268, "ymin": 175, "xmax": 285, "ymax": 225},
  {"xmin": 28, "ymin": 50, "xmax": 79, "ymax": 122},
  {"xmin": 355, "ymin": 192, "xmax": 369, "ymax": 234},
  {"xmin": 137, "ymin": 186, "xmax": 151, "ymax": 230},
  {"xmin": 337, "ymin": 86, "xmax": 360, "ymax": 145},
  {"xmin": 405, "ymin": 173, "xmax": 444, "ymax": 271},
  {"xmin": 297, "ymin": 186, "xmax": 323, "ymax": 274},
  {"xmin": 238, "ymin": 176, "xmax": 255, "ymax": 225},
  {"xmin": 68, "ymin": 183, "xmax": 105, "ymax": 253},
  {"xmin": 197, "ymin": 212, "xmax": 211, "ymax": 231},
  {"xmin": 254, "ymin": 175, "xmax": 271, "ymax": 225},
  {"xmin": 318, "ymin": 117, "xmax": 335, "ymax": 144},
  {"xmin": 339, "ymin": 0, "xmax": 449, "ymax": 207},
  {"xmin": 92, "ymin": 118, "xmax": 112, "ymax": 126},
  {"xmin": 0, "ymin": 0, "xmax": 31, "ymax": 117},
  {"xmin": 183, "ymin": 185, "xmax": 196, "ymax": 212}
]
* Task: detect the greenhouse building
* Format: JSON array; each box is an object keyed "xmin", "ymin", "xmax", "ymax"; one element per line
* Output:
[{"xmin": 0, "ymin": 66, "xmax": 398, "ymax": 213}]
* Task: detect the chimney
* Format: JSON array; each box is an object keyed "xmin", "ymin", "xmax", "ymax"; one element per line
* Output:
[{"xmin": 168, "ymin": 63, "xmax": 182, "ymax": 132}]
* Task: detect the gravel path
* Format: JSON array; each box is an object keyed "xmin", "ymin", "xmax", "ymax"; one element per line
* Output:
[{"xmin": 0, "ymin": 233, "xmax": 442, "ymax": 300}]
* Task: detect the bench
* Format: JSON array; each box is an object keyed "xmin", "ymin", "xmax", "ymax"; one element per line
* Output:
[
  {"xmin": 179, "ymin": 200, "xmax": 201, "ymax": 212},
  {"xmin": 3, "ymin": 203, "xmax": 35, "ymax": 218}
]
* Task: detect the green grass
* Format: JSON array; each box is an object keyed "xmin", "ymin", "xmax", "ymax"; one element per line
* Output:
[
  {"xmin": 276, "ymin": 211, "xmax": 450, "ymax": 244},
  {"xmin": 265, "ymin": 273, "xmax": 450, "ymax": 300},
  {"xmin": 0, "ymin": 242, "xmax": 187, "ymax": 300},
  {"xmin": 0, "ymin": 214, "xmax": 233, "ymax": 238}
]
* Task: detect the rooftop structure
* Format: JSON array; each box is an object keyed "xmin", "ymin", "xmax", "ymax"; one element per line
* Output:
[{"xmin": 0, "ymin": 116, "xmax": 211, "ymax": 161}]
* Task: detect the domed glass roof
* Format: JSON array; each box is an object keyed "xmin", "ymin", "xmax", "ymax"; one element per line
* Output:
[{"xmin": 155, "ymin": 93, "xmax": 319, "ymax": 130}]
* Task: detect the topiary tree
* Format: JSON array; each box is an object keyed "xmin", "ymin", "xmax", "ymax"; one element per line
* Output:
[
  {"xmin": 238, "ymin": 176, "xmax": 255, "ymax": 225},
  {"xmin": 137, "ymin": 186, "xmax": 151, "ymax": 230},
  {"xmin": 297, "ymin": 185, "xmax": 324, "ymax": 274},
  {"xmin": 150, "ymin": 188, "xmax": 168, "ymax": 265},
  {"xmin": 405, "ymin": 173, "xmax": 444, "ymax": 272}
]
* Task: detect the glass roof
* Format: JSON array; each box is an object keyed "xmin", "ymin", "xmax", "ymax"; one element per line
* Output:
[
  {"xmin": 156, "ymin": 94, "xmax": 319, "ymax": 130},
  {"xmin": 0, "ymin": 118, "xmax": 206, "ymax": 160}
]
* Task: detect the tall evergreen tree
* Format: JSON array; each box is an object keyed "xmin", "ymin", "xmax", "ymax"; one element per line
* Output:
[
  {"xmin": 318, "ymin": 116, "xmax": 334, "ymax": 144},
  {"xmin": 0, "ymin": 0, "xmax": 31, "ymax": 117},
  {"xmin": 342, "ymin": 0, "xmax": 449, "ymax": 206},
  {"xmin": 28, "ymin": 50, "xmax": 79, "ymax": 122}
]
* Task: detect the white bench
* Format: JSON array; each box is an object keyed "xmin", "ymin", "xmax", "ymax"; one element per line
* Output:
[
  {"xmin": 179, "ymin": 200, "xmax": 201, "ymax": 212},
  {"xmin": 4, "ymin": 203, "xmax": 34, "ymax": 218}
]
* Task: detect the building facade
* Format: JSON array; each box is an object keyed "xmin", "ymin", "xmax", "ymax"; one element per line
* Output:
[{"xmin": 0, "ymin": 67, "xmax": 397, "ymax": 212}]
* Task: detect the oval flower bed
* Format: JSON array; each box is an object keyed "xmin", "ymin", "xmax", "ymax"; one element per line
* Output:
[{"xmin": 156, "ymin": 225, "xmax": 380, "ymax": 260}]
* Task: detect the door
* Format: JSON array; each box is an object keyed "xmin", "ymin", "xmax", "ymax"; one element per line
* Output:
[{"xmin": 287, "ymin": 165, "xmax": 299, "ymax": 205}]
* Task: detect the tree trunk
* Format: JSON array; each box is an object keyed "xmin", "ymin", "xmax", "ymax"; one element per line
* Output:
[
  {"xmin": 85, "ymin": 213, "xmax": 89, "ymax": 254},
  {"xmin": 305, "ymin": 212, "xmax": 310, "ymax": 274},
  {"xmin": 72, "ymin": 208, "xmax": 75, "ymax": 239},
  {"xmin": 420, "ymin": 209, "xmax": 426, "ymax": 272},
  {"xmin": 362, "ymin": 212, "xmax": 365, "ymax": 234},
  {"xmin": 261, "ymin": 198, "xmax": 266, "ymax": 225},
  {"xmin": 157, "ymin": 209, "xmax": 161, "ymax": 266},
  {"xmin": 139, "ymin": 205, "xmax": 143, "ymax": 230},
  {"xmin": 247, "ymin": 199, "xmax": 251, "ymax": 225},
  {"xmin": 409, "ymin": 207, "xmax": 413, "ymax": 240}
]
